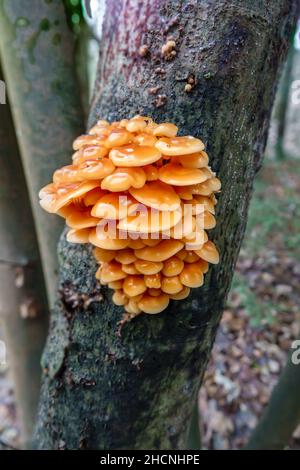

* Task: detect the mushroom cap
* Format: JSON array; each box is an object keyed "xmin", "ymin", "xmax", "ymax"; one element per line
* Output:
[
  {"xmin": 101, "ymin": 167, "xmax": 146, "ymax": 192},
  {"xmin": 194, "ymin": 195, "xmax": 216, "ymax": 214},
  {"xmin": 89, "ymin": 226, "xmax": 129, "ymax": 250},
  {"xmin": 91, "ymin": 192, "xmax": 136, "ymax": 219},
  {"xmin": 53, "ymin": 164, "xmax": 82, "ymax": 184},
  {"xmin": 138, "ymin": 293, "xmax": 169, "ymax": 314},
  {"xmin": 39, "ymin": 181, "xmax": 100, "ymax": 213},
  {"xmin": 109, "ymin": 145, "xmax": 161, "ymax": 167},
  {"xmin": 123, "ymin": 275, "xmax": 147, "ymax": 297},
  {"xmin": 174, "ymin": 186, "xmax": 194, "ymax": 200},
  {"xmin": 161, "ymin": 276, "xmax": 183, "ymax": 294},
  {"xmin": 162, "ymin": 256, "xmax": 184, "ymax": 277},
  {"xmin": 98, "ymin": 261, "xmax": 127, "ymax": 283},
  {"xmin": 118, "ymin": 207, "xmax": 182, "ymax": 234},
  {"xmin": 73, "ymin": 134, "xmax": 105, "ymax": 150},
  {"xmin": 125, "ymin": 300, "xmax": 142, "ymax": 315},
  {"xmin": 169, "ymin": 286, "xmax": 190, "ymax": 300},
  {"xmin": 195, "ymin": 240, "xmax": 219, "ymax": 264},
  {"xmin": 129, "ymin": 181, "xmax": 180, "ymax": 211},
  {"xmin": 66, "ymin": 228, "xmax": 91, "ymax": 244},
  {"xmin": 134, "ymin": 260, "xmax": 163, "ymax": 275},
  {"xmin": 143, "ymin": 165, "xmax": 159, "ymax": 181},
  {"xmin": 77, "ymin": 158, "xmax": 115, "ymax": 181},
  {"xmin": 203, "ymin": 211, "xmax": 216, "ymax": 229},
  {"xmin": 57, "ymin": 204, "xmax": 77, "ymax": 219},
  {"xmin": 144, "ymin": 273, "xmax": 161, "ymax": 289},
  {"xmin": 155, "ymin": 136, "xmax": 205, "ymax": 156},
  {"xmin": 121, "ymin": 263, "xmax": 140, "ymax": 275},
  {"xmin": 73, "ymin": 145, "xmax": 109, "ymax": 165},
  {"xmin": 173, "ymin": 151, "xmax": 209, "ymax": 169},
  {"xmin": 190, "ymin": 177, "xmax": 221, "ymax": 196},
  {"xmin": 176, "ymin": 249, "xmax": 188, "ymax": 260},
  {"xmin": 142, "ymin": 238, "xmax": 162, "ymax": 247},
  {"xmin": 66, "ymin": 209, "xmax": 100, "ymax": 229},
  {"xmin": 184, "ymin": 252, "xmax": 200, "ymax": 263},
  {"xmin": 126, "ymin": 116, "xmax": 148, "ymax": 133},
  {"xmin": 112, "ymin": 290, "xmax": 128, "ymax": 306},
  {"xmin": 108, "ymin": 280, "xmax": 124, "ymax": 289},
  {"xmin": 128, "ymin": 238, "xmax": 146, "ymax": 249},
  {"xmin": 165, "ymin": 206, "xmax": 195, "ymax": 239},
  {"xmin": 93, "ymin": 247, "xmax": 116, "ymax": 263},
  {"xmin": 115, "ymin": 249, "xmax": 137, "ymax": 265},
  {"xmin": 153, "ymin": 123, "xmax": 178, "ymax": 137},
  {"xmin": 105, "ymin": 129, "xmax": 134, "ymax": 148},
  {"xmin": 184, "ymin": 229, "xmax": 208, "ymax": 250},
  {"xmin": 158, "ymin": 163, "xmax": 208, "ymax": 186},
  {"xmin": 148, "ymin": 288, "xmax": 162, "ymax": 297},
  {"xmin": 134, "ymin": 239, "xmax": 184, "ymax": 262},
  {"xmin": 179, "ymin": 263, "xmax": 204, "ymax": 288},
  {"xmin": 134, "ymin": 133, "xmax": 157, "ymax": 147},
  {"xmin": 83, "ymin": 188, "xmax": 107, "ymax": 206}
]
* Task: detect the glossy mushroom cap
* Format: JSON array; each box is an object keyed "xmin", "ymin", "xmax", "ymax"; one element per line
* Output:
[{"xmin": 39, "ymin": 116, "xmax": 221, "ymax": 317}]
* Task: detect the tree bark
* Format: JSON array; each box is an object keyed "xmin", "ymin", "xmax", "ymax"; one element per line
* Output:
[
  {"xmin": 35, "ymin": 0, "xmax": 298, "ymax": 450},
  {"xmin": 0, "ymin": 64, "xmax": 48, "ymax": 448},
  {"xmin": 246, "ymin": 336, "xmax": 300, "ymax": 450},
  {"xmin": 275, "ymin": 34, "xmax": 295, "ymax": 159},
  {"xmin": 0, "ymin": 0, "xmax": 84, "ymax": 305}
]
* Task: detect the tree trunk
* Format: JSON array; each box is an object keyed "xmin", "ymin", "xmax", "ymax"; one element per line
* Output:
[
  {"xmin": 0, "ymin": 0, "xmax": 84, "ymax": 305},
  {"xmin": 35, "ymin": 0, "xmax": 298, "ymax": 450},
  {"xmin": 246, "ymin": 336, "xmax": 300, "ymax": 450},
  {"xmin": 275, "ymin": 34, "xmax": 295, "ymax": 159},
  {"xmin": 0, "ymin": 64, "xmax": 48, "ymax": 448}
]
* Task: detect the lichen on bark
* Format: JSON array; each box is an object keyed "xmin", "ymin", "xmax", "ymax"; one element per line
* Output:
[{"xmin": 35, "ymin": 0, "xmax": 298, "ymax": 450}]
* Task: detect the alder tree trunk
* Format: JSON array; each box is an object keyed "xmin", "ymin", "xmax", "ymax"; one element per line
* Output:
[
  {"xmin": 246, "ymin": 335, "xmax": 300, "ymax": 450},
  {"xmin": 0, "ymin": 0, "xmax": 84, "ymax": 305},
  {"xmin": 0, "ymin": 65, "xmax": 48, "ymax": 447},
  {"xmin": 35, "ymin": 0, "xmax": 298, "ymax": 450}
]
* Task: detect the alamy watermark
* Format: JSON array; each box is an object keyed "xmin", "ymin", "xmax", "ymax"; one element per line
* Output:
[
  {"xmin": 0, "ymin": 80, "xmax": 6, "ymax": 104},
  {"xmin": 291, "ymin": 339, "xmax": 300, "ymax": 365},
  {"xmin": 291, "ymin": 80, "xmax": 300, "ymax": 106},
  {"xmin": 0, "ymin": 340, "xmax": 6, "ymax": 370}
]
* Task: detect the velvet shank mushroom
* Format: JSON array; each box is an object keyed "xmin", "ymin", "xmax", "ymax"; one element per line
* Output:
[{"xmin": 39, "ymin": 116, "xmax": 221, "ymax": 318}]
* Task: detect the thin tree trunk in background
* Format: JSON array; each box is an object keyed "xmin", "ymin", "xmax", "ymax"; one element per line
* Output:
[
  {"xmin": 275, "ymin": 36, "xmax": 295, "ymax": 160},
  {"xmin": 187, "ymin": 401, "xmax": 201, "ymax": 450},
  {"xmin": 246, "ymin": 337, "xmax": 300, "ymax": 450},
  {"xmin": 35, "ymin": 0, "xmax": 298, "ymax": 450},
  {"xmin": 0, "ymin": 0, "xmax": 84, "ymax": 305},
  {"xmin": 0, "ymin": 64, "xmax": 48, "ymax": 448}
]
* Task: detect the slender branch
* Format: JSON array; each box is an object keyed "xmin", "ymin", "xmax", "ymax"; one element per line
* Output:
[
  {"xmin": 275, "ymin": 31, "xmax": 295, "ymax": 160},
  {"xmin": 246, "ymin": 337, "xmax": 300, "ymax": 450},
  {"xmin": 0, "ymin": 63, "xmax": 48, "ymax": 448},
  {"xmin": 187, "ymin": 401, "xmax": 201, "ymax": 450},
  {"xmin": 0, "ymin": 0, "xmax": 84, "ymax": 305}
]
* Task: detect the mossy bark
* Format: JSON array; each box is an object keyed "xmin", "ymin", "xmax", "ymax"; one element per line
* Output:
[
  {"xmin": 35, "ymin": 0, "xmax": 298, "ymax": 450},
  {"xmin": 0, "ymin": 0, "xmax": 84, "ymax": 305},
  {"xmin": 0, "ymin": 64, "xmax": 48, "ymax": 447}
]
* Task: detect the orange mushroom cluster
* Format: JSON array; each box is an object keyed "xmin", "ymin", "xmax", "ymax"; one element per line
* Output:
[{"xmin": 39, "ymin": 115, "xmax": 221, "ymax": 318}]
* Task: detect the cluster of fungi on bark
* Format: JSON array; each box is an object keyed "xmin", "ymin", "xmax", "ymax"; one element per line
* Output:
[{"xmin": 39, "ymin": 115, "xmax": 221, "ymax": 319}]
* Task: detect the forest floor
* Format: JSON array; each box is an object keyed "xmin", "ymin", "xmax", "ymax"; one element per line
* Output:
[
  {"xmin": 200, "ymin": 158, "xmax": 300, "ymax": 449},
  {"xmin": 0, "ymin": 157, "xmax": 299, "ymax": 450}
]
